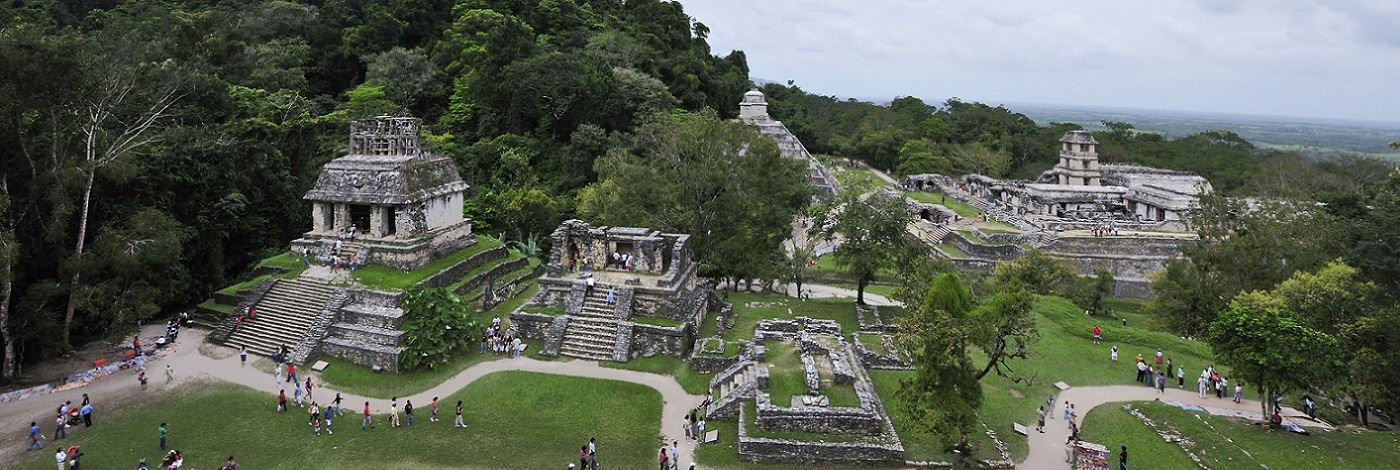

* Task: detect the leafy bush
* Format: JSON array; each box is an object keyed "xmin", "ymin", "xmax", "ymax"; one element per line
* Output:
[{"xmin": 399, "ymin": 287, "xmax": 480, "ymax": 371}]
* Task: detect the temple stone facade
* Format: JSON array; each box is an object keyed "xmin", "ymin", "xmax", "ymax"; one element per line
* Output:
[
  {"xmin": 904, "ymin": 130, "xmax": 1212, "ymax": 231},
  {"xmin": 739, "ymin": 89, "xmax": 841, "ymax": 199},
  {"xmin": 291, "ymin": 116, "xmax": 473, "ymax": 270}
]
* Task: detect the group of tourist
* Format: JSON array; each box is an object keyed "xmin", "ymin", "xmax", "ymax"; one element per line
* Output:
[
  {"xmin": 26, "ymin": 394, "xmax": 97, "ymax": 455},
  {"xmin": 605, "ymin": 251, "xmax": 634, "ymax": 271},
  {"xmin": 572, "ymin": 437, "xmax": 598, "ymax": 469},
  {"xmin": 482, "ymin": 316, "xmax": 524, "ymax": 357},
  {"xmin": 1196, "ymin": 365, "xmax": 1240, "ymax": 402},
  {"xmin": 1131, "ymin": 349, "xmax": 1181, "ymax": 393},
  {"xmin": 1089, "ymin": 224, "xmax": 1118, "ymax": 237}
]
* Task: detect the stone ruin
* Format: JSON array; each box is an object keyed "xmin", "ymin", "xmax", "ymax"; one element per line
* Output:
[
  {"xmin": 508, "ymin": 220, "xmax": 714, "ymax": 361},
  {"xmin": 291, "ymin": 116, "xmax": 474, "ymax": 271},
  {"xmin": 704, "ymin": 317, "xmax": 907, "ymax": 465},
  {"xmin": 739, "ymin": 89, "xmax": 841, "ymax": 200}
]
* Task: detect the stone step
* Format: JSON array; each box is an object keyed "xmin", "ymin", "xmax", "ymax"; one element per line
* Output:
[
  {"xmin": 328, "ymin": 322, "xmax": 404, "ymax": 347},
  {"xmin": 563, "ymin": 331, "xmax": 614, "ymax": 346},
  {"xmin": 565, "ymin": 328, "xmax": 615, "ymax": 343},
  {"xmin": 559, "ymin": 344, "xmax": 613, "ymax": 361}
]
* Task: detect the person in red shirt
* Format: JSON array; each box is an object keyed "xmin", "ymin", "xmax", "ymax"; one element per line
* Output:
[
  {"xmin": 1091, "ymin": 325, "xmax": 1102, "ymax": 343},
  {"xmin": 362, "ymin": 402, "xmax": 372, "ymax": 429},
  {"xmin": 277, "ymin": 389, "xmax": 287, "ymax": 412}
]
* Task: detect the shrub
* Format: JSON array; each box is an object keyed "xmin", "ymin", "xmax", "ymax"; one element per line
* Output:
[{"xmin": 399, "ymin": 287, "xmax": 481, "ymax": 371}]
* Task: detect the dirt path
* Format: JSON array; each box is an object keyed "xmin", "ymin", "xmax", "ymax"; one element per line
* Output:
[
  {"xmin": 0, "ymin": 329, "xmax": 706, "ymax": 467},
  {"xmin": 1019, "ymin": 384, "xmax": 1320, "ymax": 470}
]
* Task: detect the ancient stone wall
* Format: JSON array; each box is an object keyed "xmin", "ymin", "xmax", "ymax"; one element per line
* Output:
[
  {"xmin": 629, "ymin": 322, "xmax": 691, "ymax": 358},
  {"xmin": 418, "ymin": 244, "xmax": 500, "ymax": 288},
  {"xmin": 737, "ymin": 406, "xmax": 904, "ymax": 464}
]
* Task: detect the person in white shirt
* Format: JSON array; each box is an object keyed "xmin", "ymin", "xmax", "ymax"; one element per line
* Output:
[{"xmin": 55, "ymin": 449, "xmax": 66, "ymax": 470}]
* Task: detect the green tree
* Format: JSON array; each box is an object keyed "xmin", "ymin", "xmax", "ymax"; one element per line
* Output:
[
  {"xmin": 990, "ymin": 249, "xmax": 1074, "ymax": 296},
  {"xmin": 1069, "ymin": 268, "xmax": 1116, "ymax": 316},
  {"xmin": 1208, "ymin": 305, "xmax": 1339, "ymax": 418},
  {"xmin": 364, "ymin": 47, "xmax": 441, "ymax": 113},
  {"xmin": 819, "ymin": 191, "xmax": 911, "ymax": 304},
  {"xmin": 577, "ymin": 110, "xmax": 810, "ymax": 283},
  {"xmin": 399, "ymin": 286, "xmax": 480, "ymax": 371},
  {"xmin": 895, "ymin": 273, "xmax": 982, "ymax": 462},
  {"xmin": 77, "ymin": 209, "xmax": 187, "ymax": 338},
  {"xmin": 969, "ymin": 284, "xmax": 1038, "ymax": 380}
]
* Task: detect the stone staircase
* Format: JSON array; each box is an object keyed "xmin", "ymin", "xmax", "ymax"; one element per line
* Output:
[
  {"xmin": 225, "ymin": 278, "xmax": 335, "ymax": 356},
  {"xmin": 559, "ymin": 288, "xmax": 620, "ymax": 361},
  {"xmin": 320, "ymin": 302, "xmax": 407, "ymax": 372},
  {"xmin": 707, "ymin": 360, "xmax": 759, "ymax": 419}
]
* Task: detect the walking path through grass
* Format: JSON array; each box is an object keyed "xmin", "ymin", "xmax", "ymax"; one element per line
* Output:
[
  {"xmin": 0, "ymin": 327, "xmax": 707, "ymax": 467},
  {"xmin": 1019, "ymin": 385, "xmax": 1322, "ymax": 470}
]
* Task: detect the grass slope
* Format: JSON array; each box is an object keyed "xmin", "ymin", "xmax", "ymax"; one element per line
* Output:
[
  {"xmin": 352, "ymin": 236, "xmax": 503, "ymax": 290},
  {"xmin": 1082, "ymin": 401, "xmax": 1400, "ymax": 469},
  {"xmin": 17, "ymin": 372, "xmax": 661, "ymax": 469}
]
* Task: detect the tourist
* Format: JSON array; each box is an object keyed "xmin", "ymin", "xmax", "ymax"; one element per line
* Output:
[
  {"xmin": 579, "ymin": 445, "xmax": 589, "ymax": 469},
  {"xmin": 697, "ymin": 415, "xmax": 705, "ymax": 436},
  {"xmin": 1068, "ymin": 402, "xmax": 1076, "ymax": 422},
  {"xmin": 586, "ymin": 276, "xmax": 596, "ymax": 298},
  {"xmin": 67, "ymin": 446, "xmax": 83, "ymax": 470},
  {"xmin": 1135, "ymin": 360, "xmax": 1147, "ymax": 383},
  {"xmin": 278, "ymin": 389, "xmax": 287, "ymax": 412},
  {"xmin": 222, "ymin": 456, "xmax": 238, "ymax": 470},
  {"xmin": 512, "ymin": 337, "xmax": 523, "ymax": 358},
  {"xmin": 588, "ymin": 437, "xmax": 598, "ymax": 469},
  {"xmin": 165, "ymin": 364, "xmax": 175, "ymax": 384},
  {"xmin": 80, "ymin": 401, "xmax": 93, "ymax": 427},
  {"xmin": 606, "ymin": 287, "xmax": 616, "ymax": 305},
  {"xmin": 53, "ymin": 414, "xmax": 66, "ymax": 440},
  {"xmin": 1110, "ymin": 345, "xmax": 1118, "ymax": 363},
  {"xmin": 431, "ymin": 397, "xmax": 440, "ymax": 422},
  {"xmin": 658, "ymin": 446, "xmax": 668, "ymax": 470},
  {"xmin": 1156, "ymin": 371, "xmax": 1166, "ymax": 394},
  {"xmin": 1177, "ymin": 366, "xmax": 1184, "ymax": 388},
  {"xmin": 287, "ymin": 363, "xmax": 298, "ymax": 384},
  {"xmin": 273, "ymin": 361, "xmax": 282, "ymax": 385},
  {"xmin": 293, "ymin": 385, "xmax": 303, "ymax": 407},
  {"xmin": 1047, "ymin": 395, "xmax": 1057, "ymax": 419},
  {"xmin": 54, "ymin": 448, "xmax": 65, "ymax": 470},
  {"xmin": 28, "ymin": 421, "xmax": 44, "ymax": 450},
  {"xmin": 311, "ymin": 415, "xmax": 322, "ymax": 436},
  {"xmin": 305, "ymin": 377, "xmax": 314, "ymax": 402},
  {"xmin": 480, "ymin": 334, "xmax": 488, "ymax": 354},
  {"xmin": 390, "ymin": 397, "xmax": 401, "ymax": 427},
  {"xmin": 1092, "ymin": 324, "xmax": 1101, "ymax": 343},
  {"xmin": 81, "ymin": 393, "xmax": 89, "ymax": 407},
  {"xmin": 1154, "ymin": 349, "xmax": 1163, "ymax": 366},
  {"xmin": 309, "ymin": 402, "xmax": 320, "ymax": 423},
  {"xmin": 1065, "ymin": 435, "xmax": 1076, "ymax": 464},
  {"xmin": 1217, "ymin": 377, "xmax": 1227, "ymax": 399},
  {"xmin": 1234, "ymin": 383, "xmax": 1243, "ymax": 403},
  {"xmin": 1036, "ymin": 406, "xmax": 1046, "ymax": 433},
  {"xmin": 334, "ymin": 393, "xmax": 344, "ymax": 416},
  {"xmin": 362, "ymin": 401, "xmax": 372, "ymax": 429},
  {"xmin": 239, "ymin": 346, "xmax": 248, "ymax": 368},
  {"xmin": 1197, "ymin": 373, "xmax": 1208, "ymax": 398},
  {"xmin": 1119, "ymin": 445, "xmax": 1128, "ymax": 470},
  {"xmin": 405, "ymin": 400, "xmax": 414, "ymax": 427},
  {"xmin": 158, "ymin": 423, "xmax": 168, "ymax": 451},
  {"xmin": 454, "ymin": 401, "xmax": 465, "ymax": 428},
  {"xmin": 684, "ymin": 414, "xmax": 692, "ymax": 439},
  {"xmin": 671, "ymin": 441, "xmax": 679, "ymax": 470}
]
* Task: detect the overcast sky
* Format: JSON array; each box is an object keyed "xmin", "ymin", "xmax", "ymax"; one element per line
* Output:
[{"xmin": 682, "ymin": 0, "xmax": 1400, "ymax": 123}]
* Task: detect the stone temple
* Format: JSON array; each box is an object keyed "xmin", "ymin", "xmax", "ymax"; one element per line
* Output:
[
  {"xmin": 291, "ymin": 116, "xmax": 474, "ymax": 270},
  {"xmin": 738, "ymin": 89, "xmax": 841, "ymax": 199}
]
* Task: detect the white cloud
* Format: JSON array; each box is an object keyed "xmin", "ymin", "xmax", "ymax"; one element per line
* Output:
[{"xmin": 681, "ymin": 0, "xmax": 1400, "ymax": 122}]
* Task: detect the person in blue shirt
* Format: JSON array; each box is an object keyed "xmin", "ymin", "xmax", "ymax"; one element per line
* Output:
[
  {"xmin": 80, "ymin": 403, "xmax": 94, "ymax": 427},
  {"xmin": 27, "ymin": 422, "xmax": 44, "ymax": 450}
]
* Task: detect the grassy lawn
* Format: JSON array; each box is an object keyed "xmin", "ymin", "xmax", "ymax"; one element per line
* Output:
[
  {"xmin": 936, "ymin": 242, "xmax": 968, "ymax": 258},
  {"xmin": 814, "ymin": 354, "xmax": 860, "ymax": 407},
  {"xmin": 762, "ymin": 341, "xmax": 806, "ymax": 406},
  {"xmin": 599, "ymin": 354, "xmax": 712, "ymax": 395},
  {"xmin": 519, "ymin": 305, "xmax": 564, "ymax": 316},
  {"xmin": 197, "ymin": 299, "xmax": 235, "ymax": 314},
  {"xmin": 18, "ymin": 373, "xmax": 660, "ymax": 469},
  {"xmin": 713, "ymin": 292, "xmax": 859, "ymax": 343},
  {"xmin": 903, "ymin": 191, "xmax": 981, "ymax": 218},
  {"xmin": 352, "ymin": 236, "xmax": 503, "ymax": 290},
  {"xmin": 813, "ymin": 254, "xmax": 898, "ymax": 282},
  {"xmin": 830, "ymin": 282, "xmax": 898, "ymax": 299},
  {"xmin": 1082, "ymin": 401, "xmax": 1400, "ymax": 469}
]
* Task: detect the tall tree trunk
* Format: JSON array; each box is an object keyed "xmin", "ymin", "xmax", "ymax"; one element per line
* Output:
[
  {"xmin": 61, "ymin": 171, "xmax": 95, "ymax": 349},
  {"xmin": 0, "ymin": 264, "xmax": 13, "ymax": 380},
  {"xmin": 857, "ymin": 277, "xmax": 867, "ymax": 305}
]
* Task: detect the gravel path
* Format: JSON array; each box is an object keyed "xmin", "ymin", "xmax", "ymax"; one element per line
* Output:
[{"xmin": 0, "ymin": 328, "xmax": 706, "ymax": 467}]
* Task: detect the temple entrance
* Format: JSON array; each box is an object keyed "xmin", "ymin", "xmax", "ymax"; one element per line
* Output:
[
  {"xmin": 919, "ymin": 209, "xmax": 930, "ymax": 221},
  {"xmin": 382, "ymin": 206, "xmax": 396, "ymax": 236},
  {"xmin": 350, "ymin": 204, "xmax": 372, "ymax": 233}
]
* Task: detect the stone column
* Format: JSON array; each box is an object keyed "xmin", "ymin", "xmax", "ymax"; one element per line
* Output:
[
  {"xmin": 334, "ymin": 203, "xmax": 350, "ymax": 231},
  {"xmin": 369, "ymin": 205, "xmax": 383, "ymax": 238},
  {"xmin": 312, "ymin": 202, "xmax": 329, "ymax": 232}
]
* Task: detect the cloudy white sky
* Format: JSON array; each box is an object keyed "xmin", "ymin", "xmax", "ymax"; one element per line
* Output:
[{"xmin": 682, "ymin": 0, "xmax": 1400, "ymax": 123}]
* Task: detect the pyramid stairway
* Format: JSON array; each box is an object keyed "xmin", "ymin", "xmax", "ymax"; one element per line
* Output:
[
  {"xmin": 224, "ymin": 278, "xmax": 335, "ymax": 356},
  {"xmin": 559, "ymin": 288, "xmax": 620, "ymax": 361}
]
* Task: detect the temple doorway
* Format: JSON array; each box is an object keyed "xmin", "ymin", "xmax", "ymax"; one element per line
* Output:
[{"xmin": 350, "ymin": 204, "xmax": 372, "ymax": 233}]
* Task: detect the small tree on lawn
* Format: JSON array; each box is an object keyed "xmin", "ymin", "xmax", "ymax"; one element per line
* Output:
[
  {"xmin": 400, "ymin": 286, "xmax": 481, "ymax": 371},
  {"xmin": 1208, "ymin": 305, "xmax": 1339, "ymax": 419},
  {"xmin": 819, "ymin": 191, "xmax": 911, "ymax": 304},
  {"xmin": 782, "ymin": 237, "xmax": 818, "ymax": 298},
  {"xmin": 1068, "ymin": 268, "xmax": 1115, "ymax": 316}
]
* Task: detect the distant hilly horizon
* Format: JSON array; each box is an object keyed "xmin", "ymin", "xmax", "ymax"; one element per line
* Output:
[{"xmin": 752, "ymin": 78, "xmax": 1400, "ymax": 157}]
